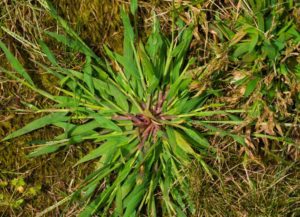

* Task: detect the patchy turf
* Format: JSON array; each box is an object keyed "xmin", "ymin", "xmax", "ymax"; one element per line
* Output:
[{"xmin": 0, "ymin": 0, "xmax": 299, "ymax": 216}]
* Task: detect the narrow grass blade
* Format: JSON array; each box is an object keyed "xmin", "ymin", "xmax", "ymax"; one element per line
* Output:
[
  {"xmin": 2, "ymin": 112, "xmax": 69, "ymax": 141},
  {"xmin": 83, "ymin": 55, "xmax": 95, "ymax": 95},
  {"xmin": 130, "ymin": 0, "xmax": 138, "ymax": 15},
  {"xmin": 0, "ymin": 41, "xmax": 35, "ymax": 86},
  {"xmin": 92, "ymin": 114, "xmax": 122, "ymax": 132},
  {"xmin": 75, "ymin": 137, "xmax": 127, "ymax": 166},
  {"xmin": 27, "ymin": 139, "xmax": 69, "ymax": 158},
  {"xmin": 38, "ymin": 40, "xmax": 58, "ymax": 66}
]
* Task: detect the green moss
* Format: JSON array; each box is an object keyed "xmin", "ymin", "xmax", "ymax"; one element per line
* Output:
[
  {"xmin": 51, "ymin": 0, "xmax": 125, "ymax": 53},
  {"xmin": 0, "ymin": 81, "xmax": 96, "ymax": 214},
  {"xmin": 50, "ymin": 0, "xmax": 170, "ymax": 53},
  {"xmin": 0, "ymin": 117, "xmax": 94, "ymax": 215}
]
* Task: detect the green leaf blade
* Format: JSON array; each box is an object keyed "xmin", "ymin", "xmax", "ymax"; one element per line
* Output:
[
  {"xmin": 2, "ymin": 112, "xmax": 69, "ymax": 141},
  {"xmin": 0, "ymin": 40, "xmax": 35, "ymax": 86}
]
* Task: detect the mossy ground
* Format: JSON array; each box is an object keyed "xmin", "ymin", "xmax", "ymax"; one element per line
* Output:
[{"xmin": 0, "ymin": 0, "xmax": 299, "ymax": 216}]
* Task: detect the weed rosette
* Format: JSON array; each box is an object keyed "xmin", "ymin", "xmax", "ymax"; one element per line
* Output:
[{"xmin": 0, "ymin": 1, "xmax": 246, "ymax": 216}]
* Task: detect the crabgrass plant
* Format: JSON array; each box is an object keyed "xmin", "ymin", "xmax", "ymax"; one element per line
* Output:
[{"xmin": 0, "ymin": 2, "xmax": 244, "ymax": 216}]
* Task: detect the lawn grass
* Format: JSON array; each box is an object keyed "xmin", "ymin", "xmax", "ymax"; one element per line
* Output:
[{"xmin": 0, "ymin": 0, "xmax": 299, "ymax": 216}]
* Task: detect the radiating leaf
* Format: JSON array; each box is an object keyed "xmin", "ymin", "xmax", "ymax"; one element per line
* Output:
[
  {"xmin": 173, "ymin": 130, "xmax": 197, "ymax": 156},
  {"xmin": 75, "ymin": 137, "xmax": 127, "ymax": 165},
  {"xmin": 130, "ymin": 0, "xmax": 138, "ymax": 15},
  {"xmin": 2, "ymin": 113, "xmax": 69, "ymax": 141},
  {"xmin": 92, "ymin": 114, "xmax": 122, "ymax": 132},
  {"xmin": 83, "ymin": 55, "xmax": 95, "ymax": 95},
  {"xmin": 180, "ymin": 126, "xmax": 211, "ymax": 150},
  {"xmin": 38, "ymin": 40, "xmax": 58, "ymax": 66},
  {"xmin": 27, "ymin": 139, "xmax": 68, "ymax": 158},
  {"xmin": 0, "ymin": 40, "xmax": 34, "ymax": 86}
]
